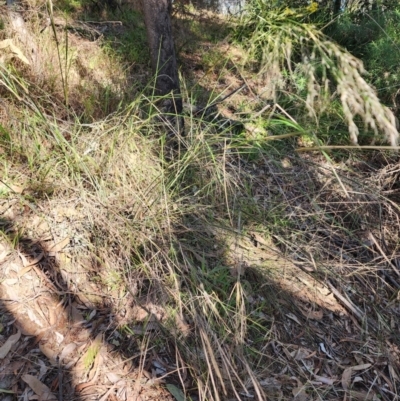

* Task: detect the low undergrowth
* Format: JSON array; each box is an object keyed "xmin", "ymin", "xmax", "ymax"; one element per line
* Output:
[{"xmin": 0, "ymin": 1, "xmax": 400, "ymax": 400}]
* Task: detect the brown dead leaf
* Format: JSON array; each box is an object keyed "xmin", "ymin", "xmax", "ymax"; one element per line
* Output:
[
  {"xmin": 249, "ymin": 231, "xmax": 272, "ymax": 247},
  {"xmin": 57, "ymin": 206, "xmax": 80, "ymax": 219},
  {"xmin": 0, "ymin": 242, "xmax": 10, "ymax": 262},
  {"xmin": 259, "ymin": 377, "xmax": 282, "ymax": 389},
  {"xmin": 10, "ymin": 184, "xmax": 24, "ymax": 194},
  {"xmin": 0, "ymin": 330, "xmax": 21, "ymax": 359},
  {"xmin": 17, "ymin": 265, "xmax": 33, "ymax": 276},
  {"xmin": 299, "ymin": 306, "xmax": 323, "ymax": 320},
  {"xmin": 342, "ymin": 367, "xmax": 352, "ymax": 390},
  {"xmin": 314, "ymin": 375, "xmax": 335, "ymax": 385},
  {"xmin": 106, "ymin": 373, "xmax": 122, "ymax": 384},
  {"xmin": 131, "ymin": 303, "xmax": 165, "ymax": 322},
  {"xmin": 60, "ymin": 343, "xmax": 77, "ymax": 362},
  {"xmin": 70, "ymin": 304, "xmax": 85, "ymax": 325},
  {"xmin": 14, "ymin": 316, "xmax": 44, "ymax": 336},
  {"xmin": 0, "ymin": 360, "xmax": 24, "ymax": 376},
  {"xmin": 0, "ymin": 39, "xmax": 30, "ymax": 65},
  {"xmin": 49, "ymin": 237, "xmax": 70, "ymax": 254},
  {"xmin": 174, "ymin": 315, "xmax": 190, "ymax": 337},
  {"xmin": 292, "ymin": 379, "xmax": 309, "ymax": 401},
  {"xmin": 131, "ymin": 305, "xmax": 150, "ymax": 321},
  {"xmin": 30, "ymin": 216, "xmax": 51, "ymax": 234},
  {"xmin": 39, "ymin": 343, "xmax": 58, "ymax": 365},
  {"xmin": 22, "ymin": 374, "xmax": 56, "ymax": 400},
  {"xmin": 347, "ymin": 390, "xmax": 375, "ymax": 400},
  {"xmin": 286, "ymin": 313, "xmax": 301, "ymax": 325},
  {"xmin": 291, "ymin": 347, "xmax": 312, "ymax": 361},
  {"xmin": 2, "ymin": 278, "xmax": 18, "ymax": 286},
  {"xmin": 99, "ymin": 384, "xmax": 118, "ymax": 401},
  {"xmin": 18, "ymin": 252, "xmax": 29, "ymax": 267},
  {"xmin": 352, "ymin": 363, "xmax": 372, "ymax": 371},
  {"xmin": 18, "ymin": 251, "xmax": 44, "ymax": 269}
]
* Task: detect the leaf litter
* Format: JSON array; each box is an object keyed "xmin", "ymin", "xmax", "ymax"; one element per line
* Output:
[
  {"xmin": 0, "ymin": 204, "xmax": 176, "ymax": 400},
  {"xmin": 10, "ymin": 164, "xmax": 400, "ymax": 396},
  {"xmin": 1, "ymin": 152, "xmax": 400, "ymax": 400}
]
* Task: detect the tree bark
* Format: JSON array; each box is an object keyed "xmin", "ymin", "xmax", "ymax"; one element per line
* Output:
[
  {"xmin": 142, "ymin": 0, "xmax": 182, "ymax": 116},
  {"xmin": 333, "ymin": 0, "xmax": 342, "ymax": 14}
]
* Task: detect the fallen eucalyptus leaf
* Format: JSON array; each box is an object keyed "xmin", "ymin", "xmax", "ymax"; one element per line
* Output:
[
  {"xmin": 22, "ymin": 374, "xmax": 56, "ymax": 400},
  {"xmin": 0, "ymin": 330, "xmax": 21, "ymax": 359}
]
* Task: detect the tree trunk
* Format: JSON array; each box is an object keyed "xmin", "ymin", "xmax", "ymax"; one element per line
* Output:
[
  {"xmin": 142, "ymin": 0, "xmax": 182, "ymax": 116},
  {"xmin": 333, "ymin": 0, "xmax": 342, "ymax": 14}
]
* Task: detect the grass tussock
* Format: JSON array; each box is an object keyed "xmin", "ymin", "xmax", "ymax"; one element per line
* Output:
[
  {"xmin": 0, "ymin": 1, "xmax": 131, "ymax": 120},
  {"xmin": 1, "ymin": 2, "xmax": 400, "ymax": 400}
]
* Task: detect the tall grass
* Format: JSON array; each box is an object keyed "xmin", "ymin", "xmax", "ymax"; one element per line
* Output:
[
  {"xmin": 0, "ymin": 10, "xmax": 259, "ymax": 392},
  {"xmin": 326, "ymin": 4, "xmax": 400, "ymax": 112},
  {"xmin": 233, "ymin": 1, "xmax": 399, "ymax": 147}
]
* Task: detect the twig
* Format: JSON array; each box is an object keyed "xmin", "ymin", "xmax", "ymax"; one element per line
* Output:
[
  {"xmin": 297, "ymin": 145, "xmax": 400, "ymax": 151},
  {"xmin": 368, "ymin": 231, "xmax": 400, "ymax": 278},
  {"xmin": 57, "ymin": 356, "xmax": 63, "ymax": 401},
  {"xmin": 253, "ymin": 103, "xmax": 272, "ymax": 118},
  {"xmin": 0, "ymin": 179, "xmax": 18, "ymax": 194},
  {"xmin": 275, "ymin": 103, "xmax": 297, "ymax": 124},
  {"xmin": 81, "ymin": 20, "xmax": 122, "ymax": 25},
  {"xmin": 327, "ymin": 280, "xmax": 377, "ymax": 330},
  {"xmin": 194, "ymin": 83, "xmax": 247, "ymax": 116}
]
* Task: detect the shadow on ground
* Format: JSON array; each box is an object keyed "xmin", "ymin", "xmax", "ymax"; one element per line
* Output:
[
  {"xmin": 0, "ymin": 215, "xmax": 177, "ymax": 400},
  {"xmin": 1, "ymin": 146, "xmax": 400, "ymax": 400}
]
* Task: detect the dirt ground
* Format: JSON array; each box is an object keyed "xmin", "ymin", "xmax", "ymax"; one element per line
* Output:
[{"xmin": 0, "ymin": 197, "xmax": 178, "ymax": 401}]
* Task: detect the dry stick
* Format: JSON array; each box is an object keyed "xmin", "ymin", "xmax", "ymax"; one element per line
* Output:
[
  {"xmin": 321, "ymin": 149, "xmax": 350, "ymax": 198},
  {"xmin": 107, "ymin": 350, "xmax": 153, "ymax": 370},
  {"xmin": 326, "ymin": 280, "xmax": 378, "ymax": 330},
  {"xmin": 98, "ymin": 384, "xmax": 117, "ymax": 401},
  {"xmin": 230, "ymin": 57, "xmax": 257, "ymax": 98},
  {"xmin": 275, "ymin": 102, "xmax": 297, "ymax": 124},
  {"xmin": 253, "ymin": 102, "xmax": 271, "ymax": 118},
  {"xmin": 0, "ymin": 179, "xmax": 19, "ymax": 194},
  {"xmin": 80, "ymin": 20, "xmax": 123, "ymax": 25},
  {"xmin": 297, "ymin": 145, "xmax": 400, "ymax": 151},
  {"xmin": 368, "ymin": 232, "xmax": 400, "ymax": 278},
  {"xmin": 195, "ymin": 83, "xmax": 247, "ymax": 116},
  {"xmin": 58, "ymin": 356, "xmax": 63, "ymax": 401}
]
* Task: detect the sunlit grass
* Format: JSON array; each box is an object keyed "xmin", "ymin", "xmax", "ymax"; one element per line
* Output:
[{"xmin": 233, "ymin": 1, "xmax": 399, "ymax": 147}]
